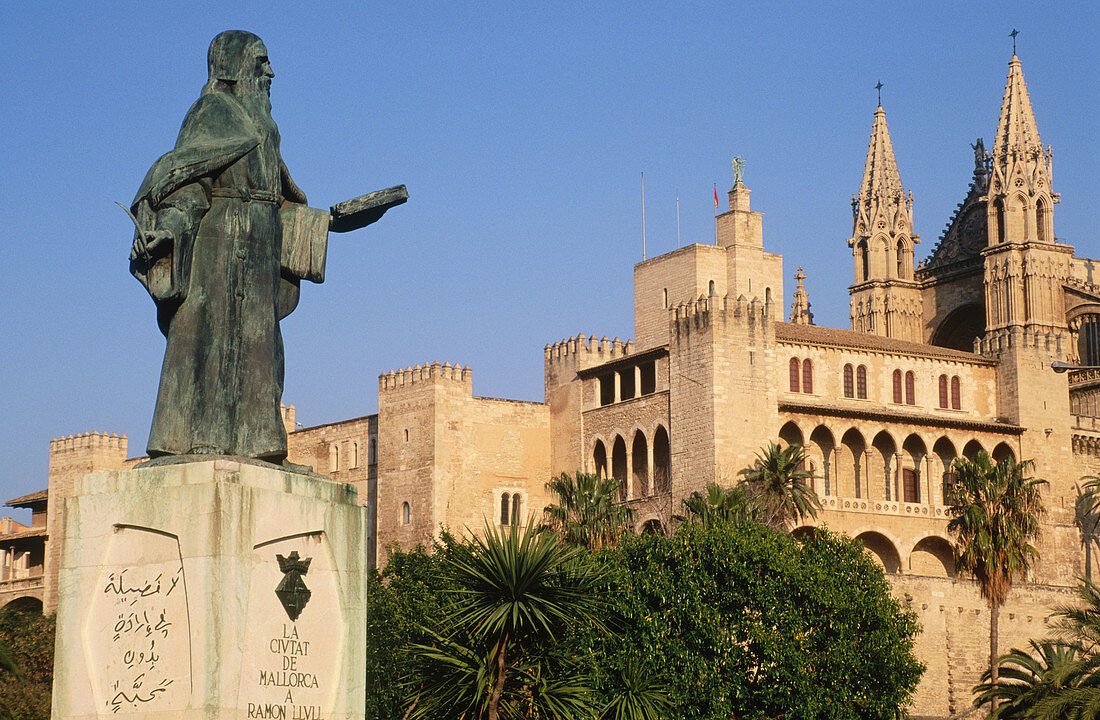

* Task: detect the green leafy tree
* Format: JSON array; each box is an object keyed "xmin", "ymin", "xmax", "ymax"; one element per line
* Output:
[
  {"xmin": 544, "ymin": 472, "xmax": 636, "ymax": 550},
  {"xmin": 738, "ymin": 442, "xmax": 820, "ymax": 529},
  {"xmin": 0, "ymin": 610, "xmax": 54, "ymax": 720},
  {"xmin": 366, "ymin": 538, "xmax": 458, "ymax": 720},
  {"xmin": 580, "ymin": 522, "xmax": 922, "ymax": 718},
  {"xmin": 408, "ymin": 520, "xmax": 610, "ymax": 720},
  {"xmin": 677, "ymin": 482, "xmax": 759, "ymax": 528},
  {"xmin": 947, "ymin": 451, "xmax": 1045, "ymax": 714}
]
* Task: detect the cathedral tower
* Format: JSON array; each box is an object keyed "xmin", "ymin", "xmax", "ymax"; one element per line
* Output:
[
  {"xmin": 982, "ymin": 53, "xmax": 1071, "ymax": 338},
  {"xmin": 847, "ymin": 102, "xmax": 922, "ymax": 341}
]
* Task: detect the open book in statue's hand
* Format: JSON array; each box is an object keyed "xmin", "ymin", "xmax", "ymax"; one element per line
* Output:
[{"xmin": 329, "ymin": 185, "xmax": 409, "ymax": 233}]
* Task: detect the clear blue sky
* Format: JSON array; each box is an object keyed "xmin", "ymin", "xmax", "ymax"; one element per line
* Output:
[{"xmin": 0, "ymin": 1, "xmax": 1096, "ymax": 516}]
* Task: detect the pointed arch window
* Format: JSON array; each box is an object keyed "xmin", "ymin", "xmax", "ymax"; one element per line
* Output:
[
  {"xmin": 856, "ymin": 365, "xmax": 867, "ymax": 399},
  {"xmin": 892, "ymin": 369, "xmax": 902, "ymax": 404},
  {"xmin": 843, "ymin": 364, "xmax": 854, "ymax": 398},
  {"xmin": 951, "ymin": 376, "xmax": 961, "ymax": 410},
  {"xmin": 904, "ymin": 371, "xmax": 915, "ymax": 405},
  {"xmin": 897, "ymin": 240, "xmax": 907, "ymax": 279},
  {"xmin": 789, "ymin": 358, "xmax": 800, "ymax": 392},
  {"xmin": 858, "ymin": 240, "xmax": 869, "ymax": 282}
]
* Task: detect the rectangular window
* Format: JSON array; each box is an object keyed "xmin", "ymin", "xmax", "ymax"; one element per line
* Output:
[
  {"xmin": 619, "ymin": 368, "xmax": 635, "ymax": 401},
  {"xmin": 903, "ymin": 469, "xmax": 919, "ymax": 503},
  {"xmin": 599, "ymin": 375, "xmax": 614, "ymax": 406},
  {"xmin": 639, "ymin": 361, "xmax": 656, "ymax": 395}
]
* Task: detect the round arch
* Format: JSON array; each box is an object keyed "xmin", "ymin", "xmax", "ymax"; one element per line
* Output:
[
  {"xmin": 652, "ymin": 425, "xmax": 670, "ymax": 493},
  {"xmin": 2, "ymin": 596, "xmax": 42, "ymax": 613},
  {"xmin": 855, "ymin": 531, "xmax": 902, "ymax": 574},
  {"xmin": 611, "ymin": 436, "xmax": 628, "ymax": 500},
  {"xmin": 591, "ymin": 438, "xmax": 608, "ymax": 478},
  {"xmin": 931, "ymin": 303, "xmax": 986, "ymax": 352},
  {"xmin": 909, "ymin": 536, "xmax": 955, "ymax": 578}
]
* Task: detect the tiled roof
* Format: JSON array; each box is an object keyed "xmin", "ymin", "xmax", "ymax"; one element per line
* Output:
[
  {"xmin": 775, "ymin": 323, "xmax": 991, "ymax": 363},
  {"xmin": 5, "ymin": 489, "xmax": 47, "ymax": 507}
]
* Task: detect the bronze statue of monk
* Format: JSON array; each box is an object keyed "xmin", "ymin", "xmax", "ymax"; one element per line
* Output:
[{"xmin": 129, "ymin": 31, "xmax": 405, "ymax": 463}]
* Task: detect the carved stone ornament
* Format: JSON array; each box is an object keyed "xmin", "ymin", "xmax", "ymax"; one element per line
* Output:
[{"xmin": 275, "ymin": 551, "xmax": 312, "ymax": 621}]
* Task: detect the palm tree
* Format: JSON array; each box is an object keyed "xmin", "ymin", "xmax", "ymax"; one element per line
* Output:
[
  {"xmin": 974, "ymin": 577, "xmax": 1100, "ymax": 719},
  {"xmin": 738, "ymin": 442, "xmax": 820, "ymax": 529},
  {"xmin": 1076, "ymin": 477, "xmax": 1100, "ymax": 581},
  {"xmin": 678, "ymin": 482, "xmax": 759, "ymax": 528},
  {"xmin": 973, "ymin": 640, "xmax": 1083, "ymax": 719},
  {"xmin": 544, "ymin": 472, "xmax": 636, "ymax": 550},
  {"xmin": 409, "ymin": 519, "xmax": 609, "ymax": 720},
  {"xmin": 947, "ymin": 451, "xmax": 1045, "ymax": 714}
]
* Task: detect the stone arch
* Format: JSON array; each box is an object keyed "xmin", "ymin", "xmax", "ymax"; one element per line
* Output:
[
  {"xmin": 931, "ymin": 303, "xmax": 986, "ymax": 353},
  {"xmin": 592, "ymin": 438, "xmax": 608, "ymax": 478},
  {"xmin": 612, "ymin": 436, "xmax": 628, "ymax": 500},
  {"xmin": 855, "ymin": 531, "xmax": 902, "ymax": 574},
  {"xmin": 840, "ymin": 428, "xmax": 866, "ymax": 499},
  {"xmin": 632, "ymin": 430, "xmax": 649, "ymax": 498},
  {"xmin": 933, "ymin": 436, "xmax": 957, "ymax": 505},
  {"xmin": 791, "ymin": 525, "xmax": 818, "ymax": 542},
  {"xmin": 652, "ymin": 425, "xmax": 670, "ymax": 493},
  {"xmin": 896, "ymin": 236, "xmax": 912, "ymax": 280},
  {"xmin": 2, "ymin": 596, "xmax": 42, "ymax": 613},
  {"xmin": 872, "ymin": 430, "xmax": 898, "ymax": 501},
  {"xmin": 856, "ymin": 239, "xmax": 869, "ymax": 283},
  {"xmin": 962, "ymin": 439, "xmax": 985, "ymax": 460},
  {"xmin": 809, "ymin": 425, "xmax": 836, "ymax": 496},
  {"xmin": 991, "ymin": 442, "xmax": 1015, "ymax": 464},
  {"xmin": 1036, "ymin": 194, "xmax": 1053, "ymax": 243},
  {"xmin": 910, "ymin": 536, "xmax": 956, "ymax": 578},
  {"xmin": 638, "ymin": 517, "xmax": 664, "ymax": 535},
  {"xmin": 779, "ymin": 421, "xmax": 804, "ymax": 448},
  {"xmin": 902, "ymin": 434, "xmax": 927, "ymax": 504}
]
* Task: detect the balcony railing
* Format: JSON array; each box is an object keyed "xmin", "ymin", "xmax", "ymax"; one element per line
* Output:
[{"xmin": 819, "ymin": 495, "xmax": 949, "ymax": 519}]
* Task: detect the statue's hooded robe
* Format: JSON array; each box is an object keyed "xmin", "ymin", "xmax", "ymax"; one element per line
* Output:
[{"xmin": 130, "ymin": 31, "xmax": 325, "ymax": 462}]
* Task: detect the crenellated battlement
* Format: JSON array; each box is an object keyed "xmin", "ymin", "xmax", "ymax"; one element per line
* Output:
[
  {"xmin": 670, "ymin": 291, "xmax": 772, "ymax": 340},
  {"xmin": 544, "ymin": 334, "xmax": 635, "ymax": 369},
  {"xmin": 379, "ymin": 361, "xmax": 472, "ymax": 392},
  {"xmin": 49, "ymin": 432, "xmax": 128, "ymax": 455},
  {"xmin": 975, "ymin": 326, "xmax": 1069, "ymax": 358}
]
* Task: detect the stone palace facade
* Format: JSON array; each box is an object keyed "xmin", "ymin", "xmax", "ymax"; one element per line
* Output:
[{"xmin": 7, "ymin": 52, "xmax": 1098, "ymax": 716}]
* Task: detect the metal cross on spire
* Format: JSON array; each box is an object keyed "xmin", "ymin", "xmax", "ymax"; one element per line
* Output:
[
  {"xmin": 1010, "ymin": 28, "xmax": 1019, "ymax": 54},
  {"xmin": 875, "ymin": 81, "xmax": 883, "ymax": 106}
]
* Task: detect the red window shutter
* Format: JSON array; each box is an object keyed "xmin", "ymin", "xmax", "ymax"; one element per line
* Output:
[
  {"xmin": 892, "ymin": 370, "xmax": 902, "ymax": 403},
  {"xmin": 789, "ymin": 358, "xmax": 800, "ymax": 392}
]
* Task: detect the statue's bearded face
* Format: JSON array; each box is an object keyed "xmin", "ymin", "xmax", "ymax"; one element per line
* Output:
[{"xmin": 252, "ymin": 44, "xmax": 274, "ymax": 97}]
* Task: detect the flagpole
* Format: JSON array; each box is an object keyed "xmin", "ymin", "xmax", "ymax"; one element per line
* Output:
[
  {"xmin": 714, "ymin": 183, "xmax": 718, "ymax": 245},
  {"xmin": 641, "ymin": 172, "xmax": 647, "ymax": 261}
]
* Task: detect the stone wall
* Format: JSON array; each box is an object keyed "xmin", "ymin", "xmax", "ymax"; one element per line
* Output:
[
  {"xmin": 44, "ymin": 432, "xmax": 130, "ymax": 614},
  {"xmin": 287, "ymin": 414, "xmax": 377, "ymax": 567}
]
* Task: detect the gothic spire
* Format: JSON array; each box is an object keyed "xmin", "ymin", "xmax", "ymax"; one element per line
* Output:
[
  {"xmin": 850, "ymin": 102, "xmax": 914, "ymax": 244},
  {"xmin": 992, "ymin": 54, "xmax": 1043, "ymax": 161},
  {"xmin": 858, "ymin": 104, "xmax": 904, "ymax": 202},
  {"xmin": 789, "ymin": 267, "xmax": 814, "ymax": 325}
]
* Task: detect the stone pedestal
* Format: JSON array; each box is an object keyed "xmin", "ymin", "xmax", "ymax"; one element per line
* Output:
[{"xmin": 51, "ymin": 459, "xmax": 367, "ymax": 720}]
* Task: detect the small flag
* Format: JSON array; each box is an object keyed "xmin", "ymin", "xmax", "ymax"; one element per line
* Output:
[{"xmin": 714, "ymin": 184, "xmax": 719, "ymax": 211}]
